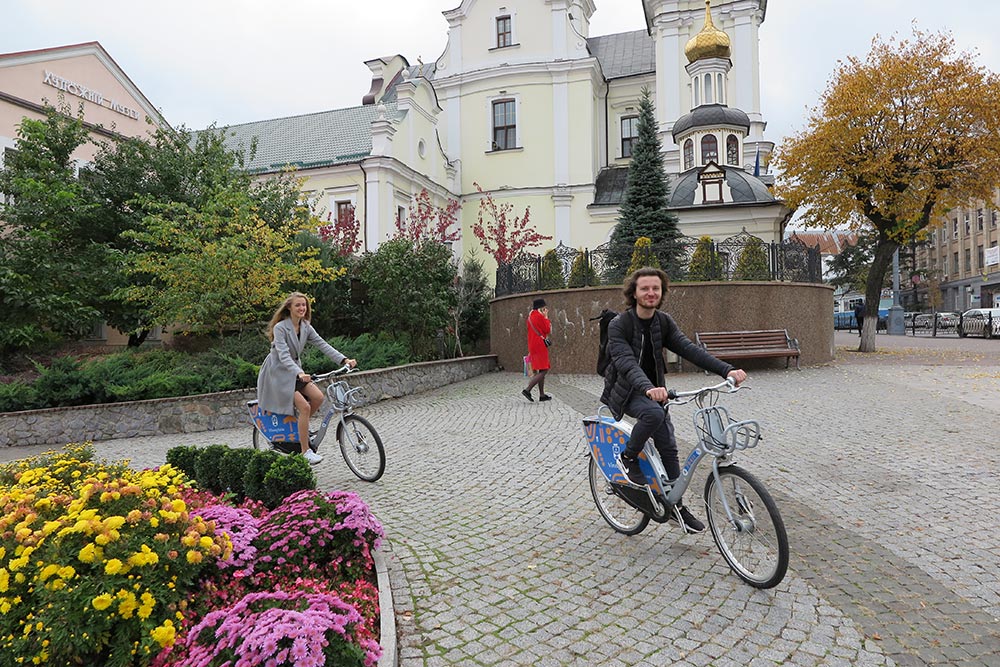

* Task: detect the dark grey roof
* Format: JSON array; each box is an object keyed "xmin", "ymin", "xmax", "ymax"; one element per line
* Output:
[
  {"xmin": 587, "ymin": 30, "xmax": 655, "ymax": 79},
  {"xmin": 592, "ymin": 167, "xmax": 629, "ymax": 206},
  {"xmin": 381, "ymin": 63, "xmax": 438, "ymax": 103},
  {"xmin": 213, "ymin": 104, "xmax": 398, "ymax": 173},
  {"xmin": 672, "ymin": 104, "xmax": 750, "ymax": 139},
  {"xmin": 669, "ymin": 165, "xmax": 776, "ymax": 208}
]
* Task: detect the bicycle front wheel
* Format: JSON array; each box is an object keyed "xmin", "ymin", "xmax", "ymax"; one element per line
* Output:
[
  {"xmin": 337, "ymin": 414, "xmax": 385, "ymax": 482},
  {"xmin": 703, "ymin": 465, "xmax": 788, "ymax": 589},
  {"xmin": 588, "ymin": 456, "xmax": 649, "ymax": 535}
]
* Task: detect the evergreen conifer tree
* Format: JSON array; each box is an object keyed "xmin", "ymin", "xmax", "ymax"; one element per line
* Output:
[
  {"xmin": 607, "ymin": 87, "xmax": 682, "ymax": 280},
  {"xmin": 538, "ymin": 249, "xmax": 565, "ymax": 290},
  {"xmin": 733, "ymin": 236, "xmax": 770, "ymax": 280},
  {"xmin": 688, "ymin": 236, "xmax": 721, "ymax": 281},
  {"xmin": 567, "ymin": 250, "xmax": 598, "ymax": 288}
]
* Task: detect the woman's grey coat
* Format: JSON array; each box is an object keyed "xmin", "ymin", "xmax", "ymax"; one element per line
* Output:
[{"xmin": 256, "ymin": 318, "xmax": 346, "ymax": 414}]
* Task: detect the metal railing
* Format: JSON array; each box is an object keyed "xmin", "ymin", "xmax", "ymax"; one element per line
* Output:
[{"xmin": 495, "ymin": 231, "xmax": 823, "ymax": 296}]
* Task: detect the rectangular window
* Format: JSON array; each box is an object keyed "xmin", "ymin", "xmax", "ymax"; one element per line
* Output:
[
  {"xmin": 496, "ymin": 16, "xmax": 512, "ymax": 48},
  {"xmin": 993, "ymin": 210, "xmax": 998, "ymax": 228},
  {"xmin": 978, "ymin": 208, "xmax": 984, "ymax": 231},
  {"xmin": 953, "ymin": 251, "xmax": 960, "ymax": 274},
  {"xmin": 336, "ymin": 201, "xmax": 353, "ymax": 224},
  {"xmin": 953, "ymin": 219, "xmax": 959, "ymax": 239},
  {"xmin": 396, "ymin": 205, "xmax": 406, "ymax": 225},
  {"xmin": 621, "ymin": 116, "xmax": 639, "ymax": 158},
  {"xmin": 978, "ymin": 244, "xmax": 984, "ymax": 269},
  {"xmin": 964, "ymin": 213, "xmax": 970, "ymax": 236},
  {"xmin": 964, "ymin": 248, "xmax": 971, "ymax": 272},
  {"xmin": 492, "ymin": 100, "xmax": 517, "ymax": 151}
]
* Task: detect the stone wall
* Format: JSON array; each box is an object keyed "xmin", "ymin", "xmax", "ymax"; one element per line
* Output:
[
  {"xmin": 0, "ymin": 356, "xmax": 498, "ymax": 448},
  {"xmin": 491, "ymin": 282, "xmax": 834, "ymax": 374}
]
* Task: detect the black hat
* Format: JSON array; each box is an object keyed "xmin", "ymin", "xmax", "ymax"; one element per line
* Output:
[{"xmin": 532, "ymin": 298, "xmax": 546, "ymax": 310}]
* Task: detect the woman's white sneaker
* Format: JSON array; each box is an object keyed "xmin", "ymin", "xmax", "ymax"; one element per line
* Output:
[{"xmin": 303, "ymin": 449, "xmax": 324, "ymax": 465}]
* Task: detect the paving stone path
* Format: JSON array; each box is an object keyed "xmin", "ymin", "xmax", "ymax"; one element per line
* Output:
[{"xmin": 4, "ymin": 332, "xmax": 999, "ymax": 666}]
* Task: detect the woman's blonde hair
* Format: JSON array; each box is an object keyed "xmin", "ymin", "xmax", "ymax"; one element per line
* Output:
[{"xmin": 266, "ymin": 292, "xmax": 312, "ymax": 341}]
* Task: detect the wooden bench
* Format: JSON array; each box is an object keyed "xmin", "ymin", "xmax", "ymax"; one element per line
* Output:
[{"xmin": 695, "ymin": 329, "xmax": 801, "ymax": 369}]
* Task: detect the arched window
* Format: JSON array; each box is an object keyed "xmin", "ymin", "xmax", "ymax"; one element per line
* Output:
[
  {"xmin": 693, "ymin": 76, "xmax": 700, "ymax": 107},
  {"xmin": 701, "ymin": 134, "xmax": 718, "ymax": 164},
  {"xmin": 726, "ymin": 135, "xmax": 739, "ymax": 165},
  {"xmin": 704, "ymin": 74, "xmax": 713, "ymax": 104},
  {"xmin": 717, "ymin": 73, "xmax": 724, "ymax": 104},
  {"xmin": 683, "ymin": 139, "xmax": 694, "ymax": 170}
]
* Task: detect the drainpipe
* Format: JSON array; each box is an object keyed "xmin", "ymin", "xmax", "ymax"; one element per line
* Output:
[
  {"xmin": 604, "ymin": 80, "xmax": 610, "ymax": 167},
  {"xmin": 359, "ymin": 161, "xmax": 368, "ymax": 251}
]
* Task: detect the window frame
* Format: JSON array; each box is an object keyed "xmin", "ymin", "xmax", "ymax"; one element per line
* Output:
[
  {"xmin": 725, "ymin": 134, "xmax": 739, "ymax": 166},
  {"xmin": 620, "ymin": 115, "xmax": 639, "ymax": 158},
  {"xmin": 496, "ymin": 15, "xmax": 512, "ymax": 49},
  {"xmin": 490, "ymin": 98, "xmax": 518, "ymax": 152},
  {"xmin": 683, "ymin": 139, "xmax": 694, "ymax": 170},
  {"xmin": 700, "ymin": 134, "xmax": 718, "ymax": 165}
]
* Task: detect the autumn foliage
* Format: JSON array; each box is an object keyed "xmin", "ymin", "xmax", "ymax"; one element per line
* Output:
[
  {"xmin": 395, "ymin": 188, "xmax": 461, "ymax": 245},
  {"xmin": 774, "ymin": 27, "xmax": 1000, "ymax": 350}
]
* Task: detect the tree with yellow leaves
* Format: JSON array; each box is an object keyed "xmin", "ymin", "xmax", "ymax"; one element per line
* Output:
[{"xmin": 774, "ymin": 28, "xmax": 1000, "ymax": 351}]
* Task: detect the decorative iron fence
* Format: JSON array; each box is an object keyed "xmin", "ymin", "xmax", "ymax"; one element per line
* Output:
[{"xmin": 494, "ymin": 231, "xmax": 823, "ymax": 296}]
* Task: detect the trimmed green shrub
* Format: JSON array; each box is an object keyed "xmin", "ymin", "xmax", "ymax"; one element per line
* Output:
[
  {"xmin": 688, "ymin": 235, "xmax": 721, "ymax": 281},
  {"xmin": 539, "ymin": 249, "xmax": 565, "ymax": 289},
  {"xmin": 627, "ymin": 237, "xmax": 660, "ymax": 275},
  {"xmin": 734, "ymin": 236, "xmax": 771, "ymax": 281},
  {"xmin": 243, "ymin": 449, "xmax": 281, "ymax": 504},
  {"xmin": 219, "ymin": 447, "xmax": 256, "ymax": 499},
  {"xmin": 193, "ymin": 444, "xmax": 230, "ymax": 495},
  {"xmin": 31, "ymin": 356, "xmax": 93, "ymax": 407},
  {"xmin": 165, "ymin": 445, "xmax": 201, "ymax": 480},
  {"xmin": 567, "ymin": 250, "xmax": 598, "ymax": 288},
  {"xmin": 261, "ymin": 455, "xmax": 317, "ymax": 508}
]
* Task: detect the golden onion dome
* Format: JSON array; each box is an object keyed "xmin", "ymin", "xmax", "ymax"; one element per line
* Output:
[{"xmin": 684, "ymin": 0, "xmax": 731, "ymax": 63}]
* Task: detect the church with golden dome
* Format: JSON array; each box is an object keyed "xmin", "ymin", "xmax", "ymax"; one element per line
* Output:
[{"xmin": 199, "ymin": 0, "xmax": 788, "ymax": 269}]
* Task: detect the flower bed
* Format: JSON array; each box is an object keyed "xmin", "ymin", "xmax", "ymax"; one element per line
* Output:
[{"xmin": 0, "ymin": 445, "xmax": 383, "ymax": 666}]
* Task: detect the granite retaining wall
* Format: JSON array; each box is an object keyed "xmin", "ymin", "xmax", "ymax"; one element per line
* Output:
[{"xmin": 0, "ymin": 356, "xmax": 498, "ymax": 448}]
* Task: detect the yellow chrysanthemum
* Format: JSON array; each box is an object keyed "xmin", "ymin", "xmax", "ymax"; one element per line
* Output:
[
  {"xmin": 91, "ymin": 593, "xmax": 113, "ymax": 611},
  {"xmin": 150, "ymin": 620, "xmax": 176, "ymax": 648},
  {"xmin": 185, "ymin": 550, "xmax": 202, "ymax": 564},
  {"xmin": 104, "ymin": 559, "xmax": 125, "ymax": 576}
]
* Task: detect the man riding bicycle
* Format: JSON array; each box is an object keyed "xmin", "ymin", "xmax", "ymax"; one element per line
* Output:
[{"xmin": 601, "ymin": 267, "xmax": 747, "ymax": 533}]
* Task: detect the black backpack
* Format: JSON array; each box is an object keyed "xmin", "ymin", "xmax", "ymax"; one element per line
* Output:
[{"xmin": 592, "ymin": 309, "xmax": 634, "ymax": 376}]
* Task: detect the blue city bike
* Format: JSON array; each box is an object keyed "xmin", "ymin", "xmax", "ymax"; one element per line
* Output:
[
  {"xmin": 248, "ymin": 366, "xmax": 386, "ymax": 482},
  {"xmin": 583, "ymin": 379, "xmax": 788, "ymax": 589}
]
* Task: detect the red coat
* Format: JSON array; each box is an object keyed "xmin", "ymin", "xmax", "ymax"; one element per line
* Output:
[{"xmin": 526, "ymin": 309, "xmax": 551, "ymax": 370}]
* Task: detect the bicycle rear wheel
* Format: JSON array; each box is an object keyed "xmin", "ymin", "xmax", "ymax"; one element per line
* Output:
[
  {"xmin": 252, "ymin": 428, "xmax": 270, "ymax": 451},
  {"xmin": 588, "ymin": 456, "xmax": 649, "ymax": 535},
  {"xmin": 703, "ymin": 465, "xmax": 788, "ymax": 589},
  {"xmin": 337, "ymin": 414, "xmax": 385, "ymax": 482}
]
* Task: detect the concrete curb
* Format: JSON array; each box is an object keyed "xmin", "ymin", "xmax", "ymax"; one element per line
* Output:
[{"xmin": 374, "ymin": 544, "xmax": 397, "ymax": 667}]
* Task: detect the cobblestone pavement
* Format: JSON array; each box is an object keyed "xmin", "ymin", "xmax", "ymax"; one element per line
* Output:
[{"xmin": 4, "ymin": 335, "xmax": 1000, "ymax": 666}]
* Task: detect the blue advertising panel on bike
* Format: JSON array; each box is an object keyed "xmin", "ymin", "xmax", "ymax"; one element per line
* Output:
[
  {"xmin": 583, "ymin": 416, "xmax": 663, "ymax": 495},
  {"xmin": 248, "ymin": 401, "xmax": 299, "ymax": 443}
]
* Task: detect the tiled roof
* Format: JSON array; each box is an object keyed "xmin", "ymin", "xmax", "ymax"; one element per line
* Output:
[
  {"xmin": 212, "ymin": 103, "xmax": 398, "ymax": 173},
  {"xmin": 592, "ymin": 167, "xmax": 629, "ymax": 206},
  {"xmin": 788, "ymin": 231, "xmax": 858, "ymax": 255},
  {"xmin": 672, "ymin": 104, "xmax": 751, "ymax": 138},
  {"xmin": 587, "ymin": 30, "xmax": 655, "ymax": 80},
  {"xmin": 669, "ymin": 165, "xmax": 775, "ymax": 208}
]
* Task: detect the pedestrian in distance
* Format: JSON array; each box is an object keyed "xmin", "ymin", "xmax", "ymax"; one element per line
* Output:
[
  {"xmin": 257, "ymin": 292, "xmax": 356, "ymax": 464},
  {"xmin": 522, "ymin": 298, "xmax": 553, "ymax": 402},
  {"xmin": 601, "ymin": 267, "xmax": 746, "ymax": 533},
  {"xmin": 854, "ymin": 300, "xmax": 865, "ymax": 337}
]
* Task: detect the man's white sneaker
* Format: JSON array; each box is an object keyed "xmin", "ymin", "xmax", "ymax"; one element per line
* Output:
[{"xmin": 303, "ymin": 449, "xmax": 324, "ymax": 465}]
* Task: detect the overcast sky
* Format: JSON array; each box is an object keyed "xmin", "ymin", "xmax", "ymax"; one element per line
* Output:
[{"xmin": 3, "ymin": 0, "xmax": 999, "ymax": 150}]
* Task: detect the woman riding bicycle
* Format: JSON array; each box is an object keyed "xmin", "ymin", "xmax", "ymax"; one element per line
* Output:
[{"xmin": 256, "ymin": 292, "xmax": 355, "ymax": 464}]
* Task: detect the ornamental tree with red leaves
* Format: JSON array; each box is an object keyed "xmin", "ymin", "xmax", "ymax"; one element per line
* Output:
[
  {"xmin": 471, "ymin": 182, "xmax": 550, "ymax": 265},
  {"xmin": 318, "ymin": 205, "xmax": 362, "ymax": 257},
  {"xmin": 395, "ymin": 188, "xmax": 461, "ymax": 245}
]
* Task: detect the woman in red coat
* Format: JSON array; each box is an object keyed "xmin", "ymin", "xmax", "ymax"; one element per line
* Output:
[{"xmin": 522, "ymin": 298, "xmax": 552, "ymax": 401}]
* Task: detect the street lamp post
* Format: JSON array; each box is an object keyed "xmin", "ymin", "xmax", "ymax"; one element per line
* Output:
[{"xmin": 888, "ymin": 247, "xmax": 905, "ymax": 334}]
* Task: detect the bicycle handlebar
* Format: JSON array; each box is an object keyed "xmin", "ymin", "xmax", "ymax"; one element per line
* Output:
[
  {"xmin": 666, "ymin": 378, "xmax": 741, "ymax": 404},
  {"xmin": 309, "ymin": 364, "xmax": 356, "ymax": 383}
]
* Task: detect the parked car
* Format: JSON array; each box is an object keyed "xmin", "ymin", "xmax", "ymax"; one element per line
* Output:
[
  {"xmin": 913, "ymin": 312, "xmax": 959, "ymax": 329},
  {"xmin": 957, "ymin": 308, "xmax": 1000, "ymax": 338},
  {"xmin": 903, "ymin": 312, "xmax": 919, "ymax": 327}
]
